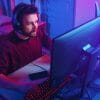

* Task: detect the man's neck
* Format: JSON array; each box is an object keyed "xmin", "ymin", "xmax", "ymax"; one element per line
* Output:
[{"xmin": 15, "ymin": 31, "xmax": 30, "ymax": 40}]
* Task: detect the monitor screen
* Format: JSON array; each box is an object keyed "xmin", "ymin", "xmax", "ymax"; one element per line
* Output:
[{"xmin": 50, "ymin": 17, "xmax": 100, "ymax": 87}]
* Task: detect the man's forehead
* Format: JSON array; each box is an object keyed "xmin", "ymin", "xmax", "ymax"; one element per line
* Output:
[{"xmin": 23, "ymin": 14, "xmax": 38, "ymax": 21}]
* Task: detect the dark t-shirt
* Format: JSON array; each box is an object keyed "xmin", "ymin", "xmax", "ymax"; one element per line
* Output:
[{"xmin": 0, "ymin": 28, "xmax": 51, "ymax": 75}]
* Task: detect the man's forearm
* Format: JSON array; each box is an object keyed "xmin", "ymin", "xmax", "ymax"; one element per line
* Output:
[
  {"xmin": 0, "ymin": 74, "xmax": 36, "ymax": 92},
  {"xmin": 0, "ymin": 74, "xmax": 20, "ymax": 89}
]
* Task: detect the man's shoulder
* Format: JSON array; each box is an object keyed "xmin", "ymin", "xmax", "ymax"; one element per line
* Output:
[
  {"xmin": 0, "ymin": 31, "xmax": 16, "ymax": 49},
  {"xmin": 0, "ymin": 30, "xmax": 14, "ymax": 40}
]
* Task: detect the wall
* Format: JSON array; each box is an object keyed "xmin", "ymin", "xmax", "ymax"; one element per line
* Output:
[
  {"xmin": 40, "ymin": 0, "xmax": 96, "ymax": 38},
  {"xmin": 0, "ymin": 0, "xmax": 12, "ymax": 16},
  {"xmin": 15, "ymin": 0, "xmax": 31, "ymax": 5},
  {"xmin": 75, "ymin": 0, "xmax": 95, "ymax": 27},
  {"xmin": 42, "ymin": 0, "xmax": 75, "ymax": 38}
]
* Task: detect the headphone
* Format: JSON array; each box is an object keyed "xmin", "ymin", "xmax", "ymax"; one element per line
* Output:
[
  {"xmin": 12, "ymin": 3, "xmax": 39, "ymax": 36},
  {"xmin": 12, "ymin": 3, "xmax": 27, "ymax": 31}
]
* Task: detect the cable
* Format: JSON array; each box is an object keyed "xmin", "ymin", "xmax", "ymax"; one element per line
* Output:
[{"xmin": 33, "ymin": 63, "xmax": 47, "ymax": 71}]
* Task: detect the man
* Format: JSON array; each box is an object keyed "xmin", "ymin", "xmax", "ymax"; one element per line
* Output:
[{"xmin": 0, "ymin": 3, "xmax": 51, "ymax": 91}]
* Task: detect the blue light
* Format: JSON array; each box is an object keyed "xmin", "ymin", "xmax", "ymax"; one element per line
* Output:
[
  {"xmin": 83, "ymin": 44, "xmax": 92, "ymax": 51},
  {"xmin": 58, "ymin": 17, "xmax": 100, "ymax": 40},
  {"xmin": 95, "ymin": 1, "xmax": 100, "ymax": 17}
]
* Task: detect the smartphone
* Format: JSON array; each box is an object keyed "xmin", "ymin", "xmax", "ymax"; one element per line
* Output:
[{"xmin": 29, "ymin": 70, "xmax": 48, "ymax": 80}]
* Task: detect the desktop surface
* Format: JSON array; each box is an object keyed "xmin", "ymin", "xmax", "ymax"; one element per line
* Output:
[{"xmin": 8, "ymin": 55, "xmax": 50, "ymax": 83}]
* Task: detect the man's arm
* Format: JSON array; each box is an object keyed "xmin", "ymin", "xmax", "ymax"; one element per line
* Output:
[{"xmin": 0, "ymin": 74, "xmax": 35, "ymax": 92}]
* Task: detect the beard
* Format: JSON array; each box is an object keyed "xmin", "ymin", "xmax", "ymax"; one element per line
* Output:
[{"xmin": 23, "ymin": 28, "xmax": 37, "ymax": 38}]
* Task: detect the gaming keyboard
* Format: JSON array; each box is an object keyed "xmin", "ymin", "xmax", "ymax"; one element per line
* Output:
[{"xmin": 25, "ymin": 76, "xmax": 72, "ymax": 100}]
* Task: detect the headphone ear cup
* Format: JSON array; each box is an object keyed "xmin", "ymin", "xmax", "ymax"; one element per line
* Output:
[
  {"xmin": 12, "ymin": 10, "xmax": 21, "ymax": 31},
  {"xmin": 12, "ymin": 3, "xmax": 27, "ymax": 31}
]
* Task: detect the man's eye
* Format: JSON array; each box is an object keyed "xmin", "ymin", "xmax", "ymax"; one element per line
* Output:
[{"xmin": 27, "ymin": 23, "xmax": 32, "ymax": 25}]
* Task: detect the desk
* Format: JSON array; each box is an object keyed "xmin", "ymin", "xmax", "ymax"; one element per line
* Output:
[
  {"xmin": 32, "ymin": 54, "xmax": 50, "ymax": 72},
  {"xmin": 0, "ymin": 55, "xmax": 50, "ymax": 100},
  {"xmin": 9, "ymin": 54, "xmax": 50, "ymax": 83}
]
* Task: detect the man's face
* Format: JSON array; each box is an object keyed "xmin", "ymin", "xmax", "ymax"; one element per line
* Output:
[{"xmin": 22, "ymin": 13, "xmax": 38, "ymax": 37}]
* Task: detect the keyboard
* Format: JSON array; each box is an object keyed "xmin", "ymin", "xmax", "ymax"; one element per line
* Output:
[
  {"xmin": 25, "ymin": 76, "xmax": 72, "ymax": 100},
  {"xmin": 25, "ymin": 79, "xmax": 50, "ymax": 100}
]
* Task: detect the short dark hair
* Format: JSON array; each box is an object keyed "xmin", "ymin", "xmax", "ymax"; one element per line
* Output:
[{"xmin": 12, "ymin": 3, "xmax": 38, "ymax": 31}]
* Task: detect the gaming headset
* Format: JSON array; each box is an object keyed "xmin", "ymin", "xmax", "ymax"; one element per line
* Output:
[
  {"xmin": 12, "ymin": 3, "xmax": 27, "ymax": 32},
  {"xmin": 12, "ymin": 3, "xmax": 39, "ymax": 37}
]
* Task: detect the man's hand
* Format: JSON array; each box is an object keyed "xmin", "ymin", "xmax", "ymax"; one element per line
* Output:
[{"xmin": 0, "ymin": 74, "xmax": 37, "ymax": 92}]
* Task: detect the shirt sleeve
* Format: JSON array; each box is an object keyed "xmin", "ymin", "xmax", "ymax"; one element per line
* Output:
[{"xmin": 0, "ymin": 46, "xmax": 10, "ymax": 75}]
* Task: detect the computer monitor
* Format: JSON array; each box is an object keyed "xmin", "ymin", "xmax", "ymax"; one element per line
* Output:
[{"xmin": 50, "ymin": 17, "xmax": 100, "ymax": 88}]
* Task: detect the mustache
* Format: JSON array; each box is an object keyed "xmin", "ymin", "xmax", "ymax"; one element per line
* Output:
[
  {"xmin": 27, "ymin": 29, "xmax": 38, "ymax": 37},
  {"xmin": 30, "ymin": 27, "xmax": 38, "ymax": 33},
  {"xmin": 30, "ymin": 29, "xmax": 35, "ymax": 33}
]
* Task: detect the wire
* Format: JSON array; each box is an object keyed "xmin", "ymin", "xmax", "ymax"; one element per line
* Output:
[{"xmin": 33, "ymin": 63, "xmax": 47, "ymax": 71}]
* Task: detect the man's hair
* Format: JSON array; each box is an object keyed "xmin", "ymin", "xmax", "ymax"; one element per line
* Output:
[{"xmin": 12, "ymin": 3, "xmax": 38, "ymax": 31}]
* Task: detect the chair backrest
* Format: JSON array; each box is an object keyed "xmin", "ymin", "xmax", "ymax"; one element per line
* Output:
[{"xmin": 0, "ymin": 15, "xmax": 13, "ymax": 35}]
